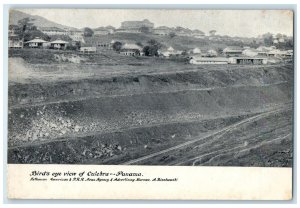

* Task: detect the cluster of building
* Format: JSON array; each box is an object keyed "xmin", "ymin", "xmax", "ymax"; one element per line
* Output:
[
  {"xmin": 116, "ymin": 20, "xmax": 205, "ymax": 38},
  {"xmin": 188, "ymin": 46, "xmax": 293, "ymax": 65},
  {"xmin": 9, "ymin": 19, "xmax": 206, "ymax": 49},
  {"xmin": 8, "ymin": 19, "xmax": 293, "ymax": 65},
  {"xmin": 24, "ymin": 37, "xmax": 69, "ymax": 50}
]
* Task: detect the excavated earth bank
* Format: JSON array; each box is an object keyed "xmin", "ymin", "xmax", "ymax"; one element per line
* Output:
[{"xmin": 8, "ymin": 59, "xmax": 294, "ymax": 166}]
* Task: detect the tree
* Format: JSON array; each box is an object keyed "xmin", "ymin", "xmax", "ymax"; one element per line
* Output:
[
  {"xmin": 209, "ymin": 30, "xmax": 217, "ymax": 36},
  {"xmin": 143, "ymin": 39, "xmax": 162, "ymax": 56},
  {"xmin": 17, "ymin": 17, "xmax": 35, "ymax": 39},
  {"xmin": 83, "ymin": 27, "xmax": 94, "ymax": 37},
  {"xmin": 181, "ymin": 50, "xmax": 188, "ymax": 56},
  {"xmin": 17, "ymin": 17, "xmax": 50, "ymax": 42},
  {"xmin": 276, "ymin": 33, "xmax": 283, "ymax": 39},
  {"xmin": 262, "ymin": 32, "xmax": 274, "ymax": 46},
  {"xmin": 136, "ymin": 42, "xmax": 143, "ymax": 47},
  {"xmin": 175, "ymin": 26, "xmax": 184, "ymax": 31},
  {"xmin": 112, "ymin": 41, "xmax": 122, "ymax": 51},
  {"xmin": 168, "ymin": 32, "xmax": 176, "ymax": 38},
  {"xmin": 23, "ymin": 30, "xmax": 50, "ymax": 42}
]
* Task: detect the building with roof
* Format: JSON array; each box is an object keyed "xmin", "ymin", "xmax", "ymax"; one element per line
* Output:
[
  {"xmin": 39, "ymin": 27, "xmax": 68, "ymax": 36},
  {"xmin": 94, "ymin": 26, "xmax": 115, "ymax": 35},
  {"xmin": 94, "ymin": 27, "xmax": 111, "ymax": 36},
  {"xmin": 50, "ymin": 39, "xmax": 69, "ymax": 50},
  {"xmin": 174, "ymin": 27, "xmax": 193, "ymax": 37},
  {"xmin": 242, "ymin": 48, "xmax": 259, "ymax": 57},
  {"xmin": 118, "ymin": 19, "xmax": 154, "ymax": 33},
  {"xmin": 223, "ymin": 46, "xmax": 244, "ymax": 57},
  {"xmin": 192, "ymin": 47, "xmax": 201, "ymax": 54},
  {"xmin": 206, "ymin": 49, "xmax": 218, "ymax": 57},
  {"xmin": 192, "ymin": 30, "xmax": 205, "ymax": 38},
  {"xmin": 9, "ymin": 25, "xmax": 20, "ymax": 37},
  {"xmin": 189, "ymin": 56, "xmax": 228, "ymax": 64},
  {"xmin": 80, "ymin": 46, "xmax": 97, "ymax": 54},
  {"xmin": 24, "ymin": 37, "xmax": 49, "ymax": 48},
  {"xmin": 119, "ymin": 43, "xmax": 143, "ymax": 56},
  {"xmin": 83, "ymin": 36, "xmax": 116, "ymax": 50},
  {"xmin": 67, "ymin": 29, "xmax": 84, "ymax": 42},
  {"xmin": 9, "ymin": 36, "xmax": 23, "ymax": 48},
  {"xmin": 159, "ymin": 46, "xmax": 183, "ymax": 57},
  {"xmin": 228, "ymin": 57, "xmax": 267, "ymax": 65},
  {"xmin": 153, "ymin": 26, "xmax": 173, "ymax": 36}
]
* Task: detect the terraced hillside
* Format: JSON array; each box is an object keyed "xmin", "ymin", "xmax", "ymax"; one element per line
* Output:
[{"xmin": 8, "ymin": 57, "xmax": 294, "ymax": 166}]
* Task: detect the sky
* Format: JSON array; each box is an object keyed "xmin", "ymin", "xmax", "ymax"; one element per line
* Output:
[{"xmin": 17, "ymin": 9, "xmax": 293, "ymax": 38}]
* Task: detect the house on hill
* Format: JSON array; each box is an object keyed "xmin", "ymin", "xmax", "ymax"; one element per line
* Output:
[
  {"xmin": 67, "ymin": 29, "xmax": 84, "ymax": 42},
  {"xmin": 117, "ymin": 19, "xmax": 154, "ymax": 33},
  {"xmin": 159, "ymin": 46, "xmax": 183, "ymax": 57},
  {"xmin": 8, "ymin": 25, "xmax": 23, "ymax": 48},
  {"xmin": 94, "ymin": 27, "xmax": 111, "ymax": 36},
  {"xmin": 207, "ymin": 49, "xmax": 218, "ymax": 57},
  {"xmin": 105, "ymin": 26, "xmax": 115, "ymax": 33},
  {"xmin": 39, "ymin": 27, "xmax": 68, "ymax": 36},
  {"xmin": 174, "ymin": 27, "xmax": 193, "ymax": 37},
  {"xmin": 256, "ymin": 46, "xmax": 276, "ymax": 56},
  {"xmin": 94, "ymin": 26, "xmax": 115, "ymax": 35},
  {"xmin": 153, "ymin": 26, "xmax": 173, "ymax": 36},
  {"xmin": 24, "ymin": 37, "xmax": 49, "ymax": 48},
  {"xmin": 50, "ymin": 39, "xmax": 69, "ymax": 50},
  {"xmin": 119, "ymin": 43, "xmax": 143, "ymax": 56},
  {"xmin": 9, "ymin": 25, "xmax": 20, "ymax": 37},
  {"xmin": 192, "ymin": 30, "xmax": 205, "ymax": 38},
  {"xmin": 228, "ymin": 57, "xmax": 267, "ymax": 65},
  {"xmin": 80, "ymin": 42, "xmax": 97, "ymax": 54},
  {"xmin": 9, "ymin": 36, "xmax": 23, "ymax": 48},
  {"xmin": 189, "ymin": 55, "xmax": 228, "ymax": 64},
  {"xmin": 242, "ymin": 48, "xmax": 259, "ymax": 57},
  {"xmin": 223, "ymin": 46, "xmax": 243, "ymax": 57},
  {"xmin": 191, "ymin": 47, "xmax": 201, "ymax": 54},
  {"xmin": 84, "ymin": 37, "xmax": 115, "ymax": 50}
]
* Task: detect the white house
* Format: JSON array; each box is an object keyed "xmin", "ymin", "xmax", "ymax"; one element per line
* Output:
[
  {"xmin": 189, "ymin": 56, "xmax": 228, "ymax": 64},
  {"xmin": 159, "ymin": 47, "xmax": 182, "ymax": 57},
  {"xmin": 207, "ymin": 49, "xmax": 218, "ymax": 57},
  {"xmin": 25, "ymin": 37, "xmax": 48, "ymax": 48},
  {"xmin": 242, "ymin": 48, "xmax": 259, "ymax": 57},
  {"xmin": 192, "ymin": 47, "xmax": 201, "ymax": 54},
  {"xmin": 39, "ymin": 27, "xmax": 68, "ymax": 36},
  {"xmin": 228, "ymin": 57, "xmax": 267, "ymax": 65},
  {"xmin": 80, "ymin": 46, "xmax": 97, "ymax": 54},
  {"xmin": 9, "ymin": 36, "xmax": 23, "ymax": 48},
  {"xmin": 50, "ymin": 40, "xmax": 69, "ymax": 50},
  {"xmin": 119, "ymin": 43, "xmax": 143, "ymax": 56},
  {"xmin": 223, "ymin": 47, "xmax": 243, "ymax": 56}
]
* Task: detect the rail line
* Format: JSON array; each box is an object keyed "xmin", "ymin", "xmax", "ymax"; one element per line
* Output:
[{"xmin": 121, "ymin": 105, "xmax": 292, "ymax": 165}]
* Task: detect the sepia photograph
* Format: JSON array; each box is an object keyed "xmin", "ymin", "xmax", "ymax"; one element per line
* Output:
[{"xmin": 7, "ymin": 9, "xmax": 294, "ymax": 168}]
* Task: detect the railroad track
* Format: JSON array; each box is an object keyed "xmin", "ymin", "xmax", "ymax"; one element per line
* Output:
[
  {"xmin": 121, "ymin": 105, "xmax": 292, "ymax": 165},
  {"xmin": 187, "ymin": 133, "xmax": 291, "ymax": 166}
]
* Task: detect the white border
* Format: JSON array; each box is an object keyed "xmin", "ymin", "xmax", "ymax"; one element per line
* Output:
[{"xmin": 1, "ymin": 1, "xmax": 299, "ymax": 207}]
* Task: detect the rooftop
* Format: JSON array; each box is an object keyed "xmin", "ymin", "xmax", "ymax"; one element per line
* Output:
[
  {"xmin": 50, "ymin": 40, "xmax": 69, "ymax": 44},
  {"xmin": 191, "ymin": 56, "xmax": 228, "ymax": 62},
  {"xmin": 39, "ymin": 27, "xmax": 66, "ymax": 32},
  {"xmin": 121, "ymin": 43, "xmax": 142, "ymax": 50},
  {"xmin": 26, "ymin": 37, "xmax": 48, "ymax": 43}
]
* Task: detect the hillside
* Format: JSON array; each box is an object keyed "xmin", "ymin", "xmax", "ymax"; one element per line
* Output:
[
  {"xmin": 9, "ymin": 9, "xmax": 75, "ymax": 30},
  {"xmin": 7, "ymin": 58, "xmax": 293, "ymax": 166}
]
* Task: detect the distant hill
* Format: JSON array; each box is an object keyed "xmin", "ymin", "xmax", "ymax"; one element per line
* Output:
[{"xmin": 9, "ymin": 9, "xmax": 76, "ymax": 30}]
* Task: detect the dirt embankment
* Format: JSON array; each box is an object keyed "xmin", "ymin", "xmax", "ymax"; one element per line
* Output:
[
  {"xmin": 8, "ymin": 61, "xmax": 294, "ymax": 165},
  {"xmin": 9, "ymin": 63, "xmax": 293, "ymax": 108},
  {"xmin": 9, "ymin": 82, "xmax": 292, "ymax": 146}
]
